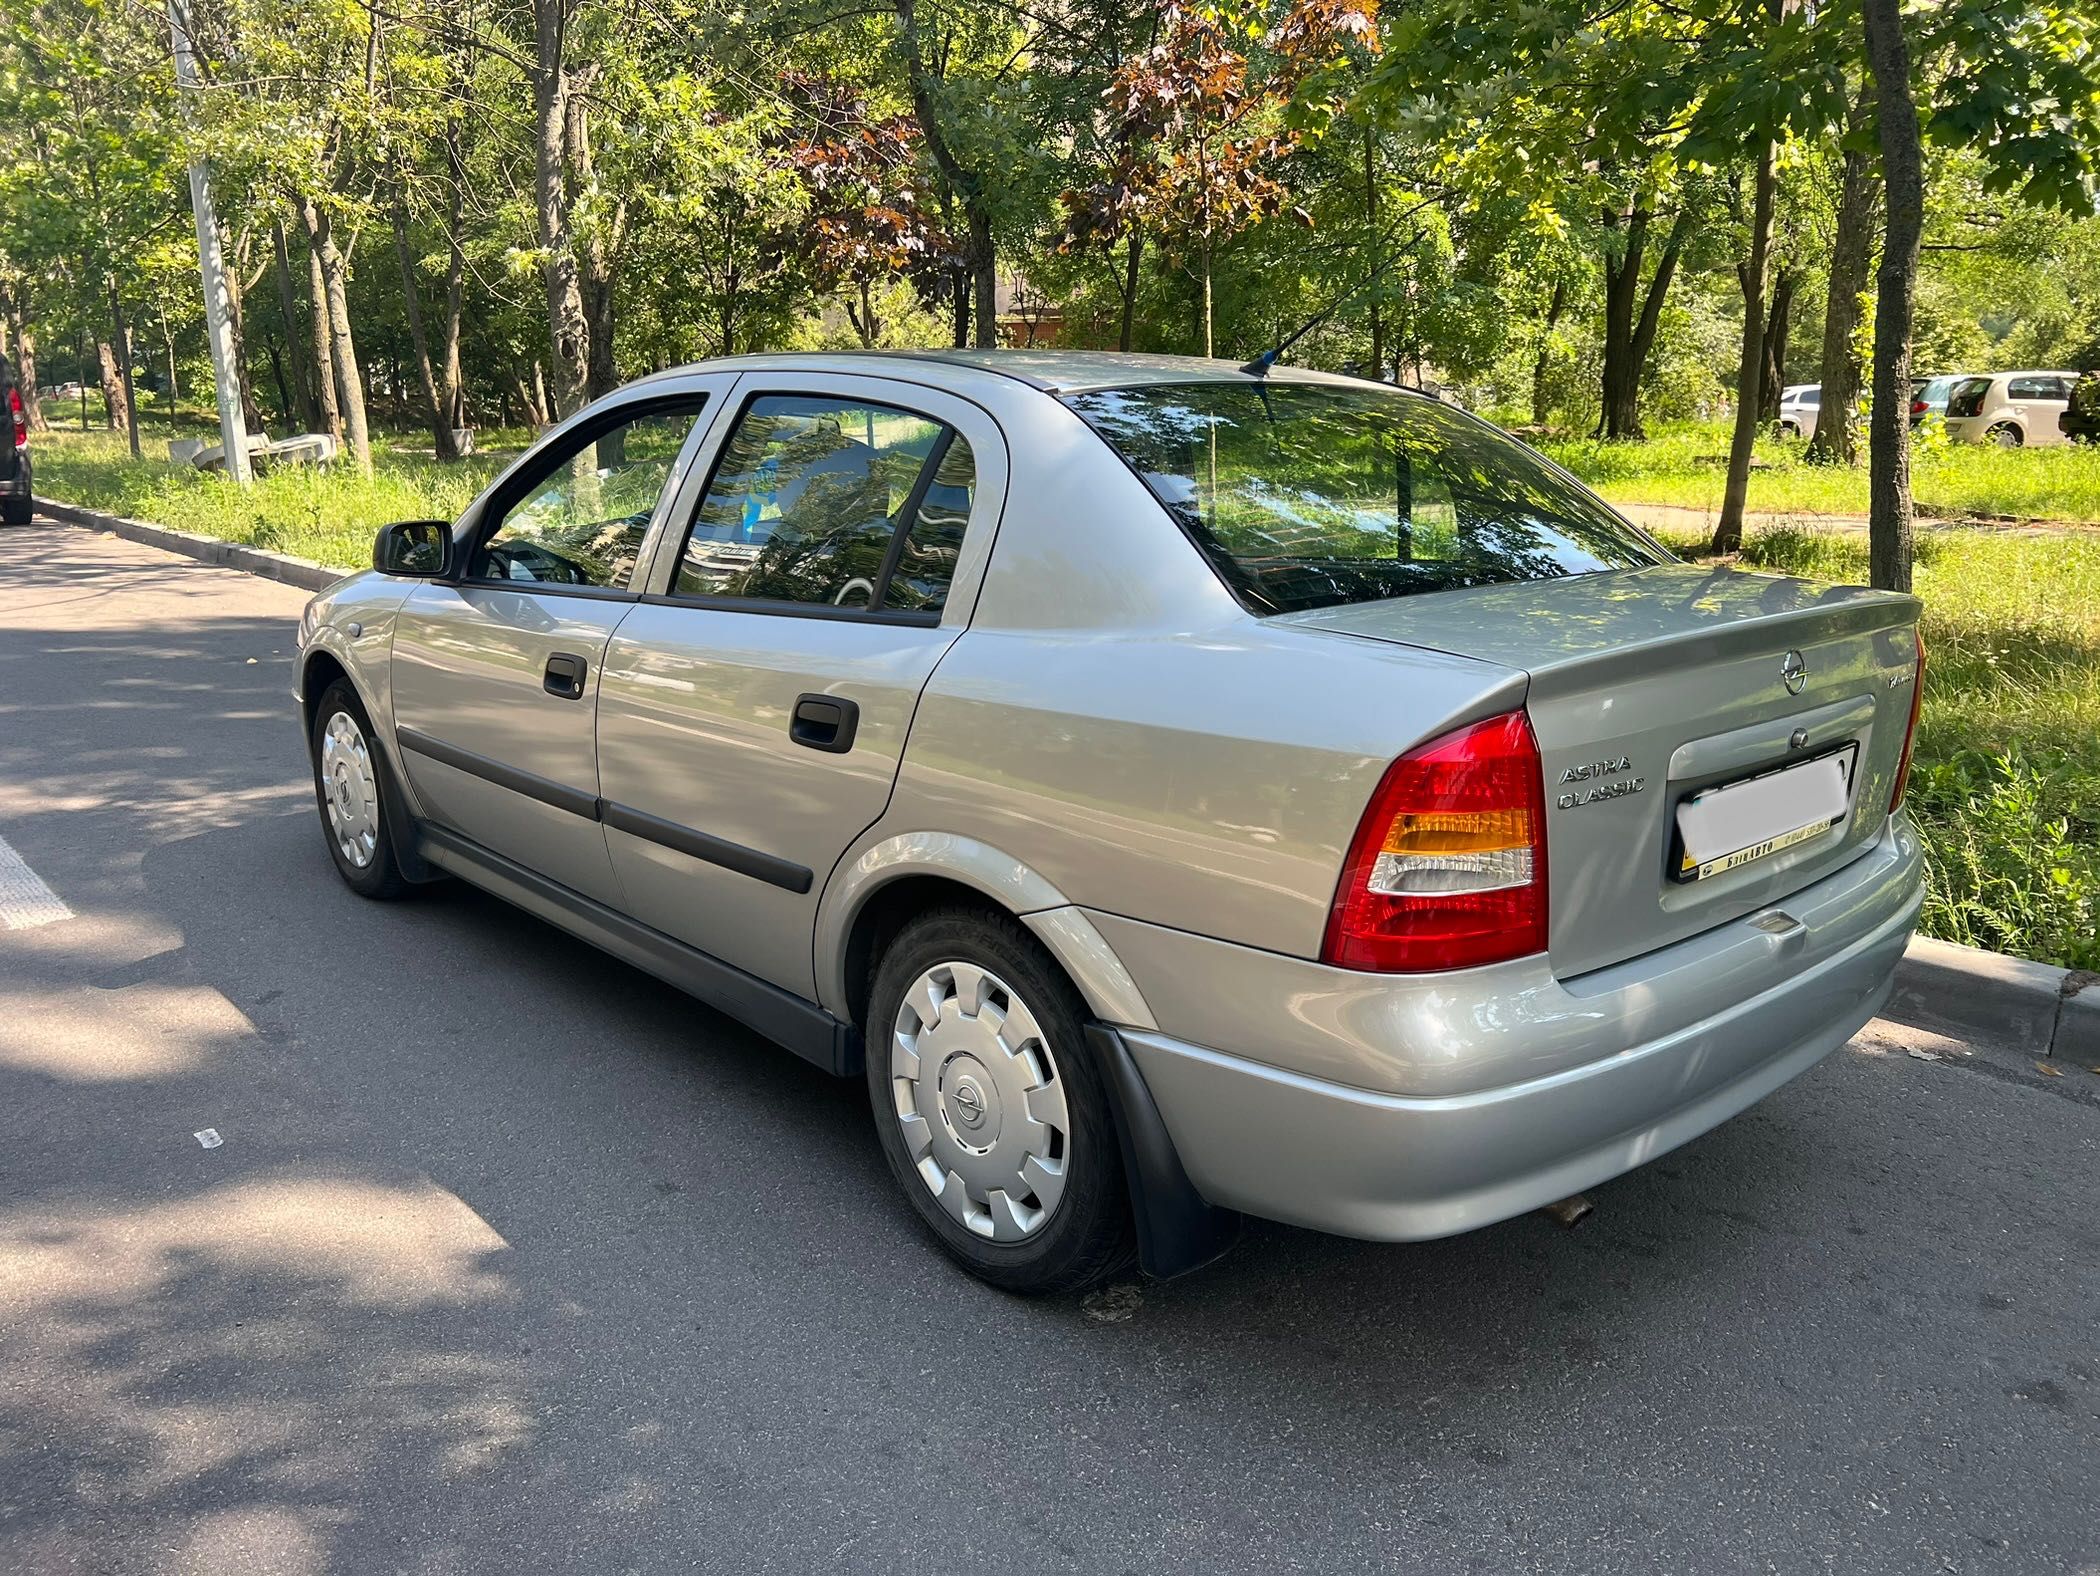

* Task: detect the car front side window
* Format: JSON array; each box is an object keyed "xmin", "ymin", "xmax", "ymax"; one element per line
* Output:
[
  {"xmin": 673, "ymin": 394, "xmax": 971, "ymax": 614},
  {"xmin": 473, "ymin": 403, "xmax": 707, "ymax": 588}
]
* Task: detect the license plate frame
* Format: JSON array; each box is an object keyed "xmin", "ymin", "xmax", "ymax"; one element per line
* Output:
[{"xmin": 1670, "ymin": 743, "xmax": 1859, "ymax": 884}]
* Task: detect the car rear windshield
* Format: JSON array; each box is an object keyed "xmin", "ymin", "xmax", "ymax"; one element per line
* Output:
[
  {"xmin": 1948, "ymin": 377, "xmax": 1992, "ymax": 418},
  {"xmin": 1065, "ymin": 381, "xmax": 1667, "ymax": 616}
]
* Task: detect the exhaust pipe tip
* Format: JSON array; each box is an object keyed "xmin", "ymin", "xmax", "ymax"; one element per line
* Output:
[{"xmin": 1541, "ymin": 1193, "xmax": 1595, "ymax": 1230}]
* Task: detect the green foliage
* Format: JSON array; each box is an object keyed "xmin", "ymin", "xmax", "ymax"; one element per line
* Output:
[{"xmin": 32, "ymin": 430, "xmax": 499, "ymax": 568}]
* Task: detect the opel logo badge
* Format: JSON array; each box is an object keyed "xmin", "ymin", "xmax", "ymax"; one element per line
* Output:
[
  {"xmin": 952, "ymin": 1080, "xmax": 985, "ymax": 1128},
  {"xmin": 1780, "ymin": 650, "xmax": 1807, "ymax": 696}
]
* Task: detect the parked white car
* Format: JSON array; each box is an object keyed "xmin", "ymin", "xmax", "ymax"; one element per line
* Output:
[
  {"xmin": 1777, "ymin": 384, "xmax": 1821, "ymax": 441},
  {"xmin": 1942, "ymin": 370, "xmax": 2081, "ymax": 447}
]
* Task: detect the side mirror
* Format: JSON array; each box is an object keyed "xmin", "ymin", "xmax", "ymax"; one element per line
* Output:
[{"xmin": 374, "ymin": 519, "xmax": 453, "ymax": 578}]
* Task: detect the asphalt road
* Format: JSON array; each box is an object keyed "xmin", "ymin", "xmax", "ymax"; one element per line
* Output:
[{"xmin": 2, "ymin": 519, "xmax": 2097, "ymax": 1576}]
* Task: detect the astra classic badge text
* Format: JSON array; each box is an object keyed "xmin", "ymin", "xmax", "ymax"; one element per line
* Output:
[{"xmin": 1556, "ymin": 756, "xmax": 1645, "ymax": 809}]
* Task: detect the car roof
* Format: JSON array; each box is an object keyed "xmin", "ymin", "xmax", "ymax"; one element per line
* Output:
[{"xmin": 629, "ymin": 348, "xmax": 1388, "ymax": 397}]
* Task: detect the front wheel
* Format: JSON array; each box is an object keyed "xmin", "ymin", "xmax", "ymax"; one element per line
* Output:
[
  {"xmin": 310, "ymin": 680, "xmax": 409, "ymax": 899},
  {"xmin": 866, "ymin": 907, "xmax": 1133, "ymax": 1294},
  {"xmin": 1987, "ymin": 421, "xmax": 2024, "ymax": 448}
]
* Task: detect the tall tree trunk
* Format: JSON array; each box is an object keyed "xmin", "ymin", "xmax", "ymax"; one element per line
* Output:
[
  {"xmin": 1597, "ymin": 201, "xmax": 1690, "ymax": 438},
  {"xmin": 1532, "ymin": 278, "xmax": 1567, "ymax": 426},
  {"xmin": 392, "ymin": 204, "xmax": 458, "ymax": 459},
  {"xmin": 305, "ymin": 228, "xmax": 342, "ymax": 443},
  {"xmin": 439, "ymin": 120, "xmax": 468, "ymax": 431},
  {"xmin": 1713, "ymin": 142, "xmax": 1778, "ymax": 555},
  {"xmin": 303, "ymin": 197, "xmax": 370, "ymax": 474},
  {"xmin": 968, "ymin": 209, "xmax": 996, "ymax": 350},
  {"xmin": 1118, "ymin": 232, "xmax": 1143, "ymax": 353},
  {"xmin": 272, "ymin": 221, "xmax": 319, "ymax": 432},
  {"xmin": 951, "ymin": 266, "xmax": 970, "ymax": 348},
  {"xmin": 1759, "ymin": 266, "xmax": 1796, "ymax": 421},
  {"xmin": 1863, "ymin": 0, "xmax": 1922, "ymax": 593},
  {"xmin": 568, "ymin": 82, "xmax": 623, "ymax": 402},
  {"xmin": 5, "ymin": 301, "xmax": 45, "ymax": 432},
  {"xmin": 1806, "ymin": 83, "xmax": 1878, "ymax": 468},
  {"xmin": 1364, "ymin": 126, "xmax": 1382, "ymax": 378},
  {"xmin": 533, "ymin": 0, "xmax": 590, "ymax": 418},
  {"xmin": 221, "ymin": 236, "xmax": 266, "ymax": 433},
  {"xmin": 264, "ymin": 337, "xmax": 294, "ymax": 427},
  {"xmin": 95, "ymin": 338, "xmax": 125, "ymax": 435},
  {"xmin": 103, "ymin": 281, "xmax": 140, "ymax": 457},
  {"xmin": 897, "ymin": 0, "xmax": 996, "ymax": 350},
  {"xmin": 509, "ymin": 365, "xmax": 547, "ymax": 429}
]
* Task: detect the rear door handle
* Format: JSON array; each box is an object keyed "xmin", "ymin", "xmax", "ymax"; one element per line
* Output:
[
  {"xmin": 543, "ymin": 652, "xmax": 589, "ymax": 700},
  {"xmin": 790, "ymin": 693, "xmax": 859, "ymax": 753}
]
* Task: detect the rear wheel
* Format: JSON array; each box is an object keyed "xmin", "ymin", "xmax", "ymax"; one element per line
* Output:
[
  {"xmin": 1, "ymin": 494, "xmax": 29, "ymax": 526},
  {"xmin": 310, "ymin": 680, "xmax": 409, "ymax": 899},
  {"xmin": 1987, "ymin": 421, "xmax": 2024, "ymax": 448},
  {"xmin": 865, "ymin": 906, "xmax": 1132, "ymax": 1294}
]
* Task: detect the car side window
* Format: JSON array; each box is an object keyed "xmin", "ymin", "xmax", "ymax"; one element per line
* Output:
[
  {"xmin": 883, "ymin": 434, "xmax": 976, "ymax": 613},
  {"xmin": 472, "ymin": 403, "xmax": 706, "ymax": 588},
  {"xmin": 2007, "ymin": 376, "xmax": 2063, "ymax": 401},
  {"xmin": 674, "ymin": 394, "xmax": 972, "ymax": 614}
]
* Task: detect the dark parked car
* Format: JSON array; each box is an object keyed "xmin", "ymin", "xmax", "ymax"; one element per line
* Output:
[
  {"xmin": 1, "ymin": 357, "xmax": 30, "ymax": 525},
  {"xmin": 2061, "ymin": 372, "xmax": 2100, "ymax": 444}
]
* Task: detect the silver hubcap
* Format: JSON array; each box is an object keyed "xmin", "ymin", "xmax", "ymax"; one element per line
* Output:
[
  {"xmin": 319, "ymin": 710, "xmax": 380, "ymax": 870},
  {"xmin": 890, "ymin": 961, "xmax": 1071, "ymax": 1242}
]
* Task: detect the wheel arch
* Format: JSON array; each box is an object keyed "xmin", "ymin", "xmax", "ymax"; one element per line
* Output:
[
  {"xmin": 298, "ymin": 647, "xmax": 354, "ymax": 743},
  {"xmin": 818, "ymin": 834, "xmax": 1155, "ymax": 1033}
]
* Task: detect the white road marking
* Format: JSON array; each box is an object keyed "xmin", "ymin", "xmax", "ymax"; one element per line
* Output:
[{"xmin": 0, "ymin": 831, "xmax": 72, "ymax": 930}]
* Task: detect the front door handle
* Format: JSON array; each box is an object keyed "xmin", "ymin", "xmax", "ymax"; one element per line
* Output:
[
  {"xmin": 543, "ymin": 652, "xmax": 589, "ymax": 700},
  {"xmin": 790, "ymin": 693, "xmax": 859, "ymax": 753}
]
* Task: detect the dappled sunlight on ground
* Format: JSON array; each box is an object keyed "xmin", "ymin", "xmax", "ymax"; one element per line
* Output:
[{"xmin": 0, "ymin": 1175, "xmax": 529, "ymax": 1568}]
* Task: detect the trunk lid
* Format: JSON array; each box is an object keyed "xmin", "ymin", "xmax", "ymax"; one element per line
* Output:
[{"xmin": 1281, "ymin": 563, "xmax": 1923, "ymax": 977}]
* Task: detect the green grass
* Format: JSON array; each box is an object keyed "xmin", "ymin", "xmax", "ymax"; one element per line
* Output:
[
  {"xmin": 1543, "ymin": 421, "xmax": 2100, "ymax": 524},
  {"xmin": 31, "ymin": 428, "xmax": 508, "ymax": 569},
  {"xmin": 1651, "ymin": 523, "xmax": 2100, "ymax": 969}
]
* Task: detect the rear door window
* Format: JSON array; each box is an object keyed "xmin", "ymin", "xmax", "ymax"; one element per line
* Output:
[
  {"xmin": 1066, "ymin": 381, "xmax": 1665, "ymax": 616},
  {"xmin": 673, "ymin": 394, "xmax": 973, "ymax": 616}
]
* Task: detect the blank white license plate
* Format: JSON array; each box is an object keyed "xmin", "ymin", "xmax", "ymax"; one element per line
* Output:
[{"xmin": 1674, "ymin": 746, "xmax": 1856, "ymax": 883}]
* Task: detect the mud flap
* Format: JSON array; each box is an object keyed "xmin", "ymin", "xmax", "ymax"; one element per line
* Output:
[{"xmin": 1087, "ymin": 1022, "xmax": 1242, "ymax": 1280}]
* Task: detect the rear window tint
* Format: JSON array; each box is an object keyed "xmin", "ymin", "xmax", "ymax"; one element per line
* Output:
[
  {"xmin": 2008, "ymin": 376, "xmax": 2070, "ymax": 401},
  {"xmin": 1065, "ymin": 382, "xmax": 1667, "ymax": 616},
  {"xmin": 1948, "ymin": 377, "xmax": 1992, "ymax": 417}
]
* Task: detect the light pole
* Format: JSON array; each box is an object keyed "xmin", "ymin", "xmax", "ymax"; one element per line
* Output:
[{"xmin": 165, "ymin": 0, "xmax": 251, "ymax": 483}]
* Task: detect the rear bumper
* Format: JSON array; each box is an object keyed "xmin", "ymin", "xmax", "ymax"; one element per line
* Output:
[{"xmin": 1110, "ymin": 817, "xmax": 1923, "ymax": 1241}]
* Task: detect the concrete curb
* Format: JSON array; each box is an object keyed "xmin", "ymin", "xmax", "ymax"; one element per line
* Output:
[
  {"xmin": 36, "ymin": 495, "xmax": 348, "ymax": 594},
  {"xmin": 1887, "ymin": 934, "xmax": 2099, "ymax": 1064}
]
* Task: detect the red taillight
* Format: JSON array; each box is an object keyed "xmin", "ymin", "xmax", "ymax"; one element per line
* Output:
[
  {"xmin": 7, "ymin": 388, "xmax": 23, "ymax": 448},
  {"xmin": 1888, "ymin": 630, "xmax": 1926, "ymax": 813},
  {"xmin": 1321, "ymin": 709, "xmax": 1549, "ymax": 973},
  {"xmin": 1910, "ymin": 400, "xmax": 1928, "ymax": 415}
]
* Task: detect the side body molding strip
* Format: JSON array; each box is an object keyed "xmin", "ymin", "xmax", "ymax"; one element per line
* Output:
[{"xmin": 396, "ymin": 725, "xmax": 813, "ymax": 894}]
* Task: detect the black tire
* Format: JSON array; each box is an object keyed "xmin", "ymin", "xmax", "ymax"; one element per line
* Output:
[
  {"xmin": 865, "ymin": 905, "xmax": 1134, "ymax": 1294},
  {"xmin": 309, "ymin": 680, "xmax": 410, "ymax": 899},
  {"xmin": 1, "ymin": 493, "xmax": 29, "ymax": 526},
  {"xmin": 1986, "ymin": 421, "xmax": 2023, "ymax": 448}
]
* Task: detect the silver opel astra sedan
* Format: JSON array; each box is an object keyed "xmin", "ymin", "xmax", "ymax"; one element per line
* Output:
[{"xmin": 295, "ymin": 351, "xmax": 1926, "ymax": 1292}]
